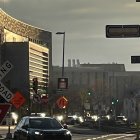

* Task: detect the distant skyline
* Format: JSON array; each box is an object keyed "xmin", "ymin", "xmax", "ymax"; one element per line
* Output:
[{"xmin": 1, "ymin": 0, "xmax": 140, "ymax": 71}]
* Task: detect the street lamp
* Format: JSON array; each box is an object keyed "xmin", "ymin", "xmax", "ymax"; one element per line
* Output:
[{"xmin": 56, "ymin": 32, "xmax": 65, "ymax": 77}]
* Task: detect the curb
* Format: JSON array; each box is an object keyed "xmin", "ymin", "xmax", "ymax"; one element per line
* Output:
[{"xmin": 69, "ymin": 126, "xmax": 108, "ymax": 135}]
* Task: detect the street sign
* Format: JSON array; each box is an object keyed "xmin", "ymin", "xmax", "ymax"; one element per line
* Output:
[
  {"xmin": 56, "ymin": 96, "xmax": 68, "ymax": 109},
  {"xmin": 0, "ymin": 61, "xmax": 13, "ymax": 80},
  {"xmin": 131, "ymin": 56, "xmax": 140, "ymax": 63},
  {"xmin": 106, "ymin": 25, "xmax": 140, "ymax": 38},
  {"xmin": 0, "ymin": 82, "xmax": 13, "ymax": 102},
  {"xmin": 58, "ymin": 78, "xmax": 68, "ymax": 89},
  {"xmin": 0, "ymin": 103, "xmax": 11, "ymax": 124},
  {"xmin": 10, "ymin": 91, "xmax": 26, "ymax": 109}
]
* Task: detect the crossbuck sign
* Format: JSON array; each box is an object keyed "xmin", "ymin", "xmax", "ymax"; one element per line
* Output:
[{"xmin": 0, "ymin": 61, "xmax": 13, "ymax": 102}]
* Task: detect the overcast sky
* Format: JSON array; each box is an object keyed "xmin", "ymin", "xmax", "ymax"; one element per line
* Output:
[{"xmin": 1, "ymin": 0, "xmax": 140, "ymax": 71}]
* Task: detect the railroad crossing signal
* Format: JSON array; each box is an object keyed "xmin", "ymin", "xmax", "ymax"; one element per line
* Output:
[
  {"xmin": 106, "ymin": 25, "xmax": 140, "ymax": 38},
  {"xmin": 0, "ymin": 61, "xmax": 13, "ymax": 102}
]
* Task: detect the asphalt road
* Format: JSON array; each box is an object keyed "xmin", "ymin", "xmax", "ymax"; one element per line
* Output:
[{"xmin": 0, "ymin": 125, "xmax": 138, "ymax": 140}]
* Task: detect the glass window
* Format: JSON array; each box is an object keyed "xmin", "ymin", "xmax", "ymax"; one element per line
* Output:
[{"xmin": 29, "ymin": 118, "xmax": 62, "ymax": 129}]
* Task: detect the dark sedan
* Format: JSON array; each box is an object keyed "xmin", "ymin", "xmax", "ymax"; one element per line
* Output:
[{"xmin": 13, "ymin": 116, "xmax": 72, "ymax": 140}]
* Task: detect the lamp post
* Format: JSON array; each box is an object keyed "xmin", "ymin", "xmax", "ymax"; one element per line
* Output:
[
  {"xmin": 56, "ymin": 32, "xmax": 65, "ymax": 77},
  {"xmin": 56, "ymin": 32, "xmax": 66, "ymax": 118}
]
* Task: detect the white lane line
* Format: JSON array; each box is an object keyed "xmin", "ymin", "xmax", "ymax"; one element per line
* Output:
[{"xmin": 86, "ymin": 134, "xmax": 135, "ymax": 140}]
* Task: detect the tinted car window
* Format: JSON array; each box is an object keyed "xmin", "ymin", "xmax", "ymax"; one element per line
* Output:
[
  {"xmin": 24, "ymin": 118, "xmax": 29, "ymax": 126},
  {"xmin": 29, "ymin": 118, "xmax": 62, "ymax": 129}
]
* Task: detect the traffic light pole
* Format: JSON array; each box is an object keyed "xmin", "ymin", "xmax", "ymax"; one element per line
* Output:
[{"xmin": 135, "ymin": 100, "xmax": 140, "ymax": 140}]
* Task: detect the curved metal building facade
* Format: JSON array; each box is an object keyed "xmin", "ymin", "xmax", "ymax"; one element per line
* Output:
[{"xmin": 0, "ymin": 9, "xmax": 52, "ymax": 105}]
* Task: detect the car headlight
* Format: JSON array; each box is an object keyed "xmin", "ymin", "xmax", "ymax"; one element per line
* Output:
[
  {"xmin": 123, "ymin": 118, "xmax": 127, "ymax": 121},
  {"xmin": 34, "ymin": 131, "xmax": 42, "ymax": 135},
  {"xmin": 65, "ymin": 131, "xmax": 71, "ymax": 135}
]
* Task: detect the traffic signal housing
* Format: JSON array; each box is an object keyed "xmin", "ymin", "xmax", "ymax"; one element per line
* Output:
[
  {"xmin": 131, "ymin": 56, "xmax": 140, "ymax": 63},
  {"xmin": 32, "ymin": 77, "xmax": 38, "ymax": 94}
]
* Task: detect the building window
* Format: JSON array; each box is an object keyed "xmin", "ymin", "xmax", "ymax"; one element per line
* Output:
[{"xmin": 13, "ymin": 37, "xmax": 16, "ymax": 42}]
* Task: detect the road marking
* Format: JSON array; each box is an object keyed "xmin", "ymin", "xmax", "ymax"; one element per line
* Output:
[{"xmin": 85, "ymin": 134, "xmax": 135, "ymax": 140}]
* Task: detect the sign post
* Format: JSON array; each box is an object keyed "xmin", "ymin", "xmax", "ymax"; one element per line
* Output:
[{"xmin": 0, "ymin": 61, "xmax": 13, "ymax": 139}]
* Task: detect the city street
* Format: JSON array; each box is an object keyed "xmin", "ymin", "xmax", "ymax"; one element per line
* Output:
[
  {"xmin": 0, "ymin": 125, "xmax": 138, "ymax": 140},
  {"xmin": 73, "ymin": 133, "xmax": 136, "ymax": 140}
]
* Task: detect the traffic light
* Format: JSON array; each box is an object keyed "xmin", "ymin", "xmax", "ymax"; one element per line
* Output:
[{"xmin": 32, "ymin": 77, "xmax": 38, "ymax": 94}]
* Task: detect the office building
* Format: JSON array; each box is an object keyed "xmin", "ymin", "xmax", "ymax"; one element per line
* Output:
[{"xmin": 0, "ymin": 9, "xmax": 52, "ymax": 103}]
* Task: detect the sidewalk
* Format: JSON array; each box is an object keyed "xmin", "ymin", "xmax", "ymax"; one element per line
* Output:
[
  {"xmin": 68, "ymin": 125, "xmax": 138, "ymax": 139},
  {"xmin": 0, "ymin": 125, "xmax": 15, "ymax": 140},
  {"xmin": 68, "ymin": 124, "xmax": 108, "ymax": 135}
]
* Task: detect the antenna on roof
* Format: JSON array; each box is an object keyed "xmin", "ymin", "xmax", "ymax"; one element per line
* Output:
[{"xmin": 3, "ymin": 0, "xmax": 5, "ymax": 11}]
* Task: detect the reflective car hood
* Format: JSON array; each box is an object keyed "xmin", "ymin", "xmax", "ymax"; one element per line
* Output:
[{"xmin": 29, "ymin": 128, "xmax": 68, "ymax": 133}]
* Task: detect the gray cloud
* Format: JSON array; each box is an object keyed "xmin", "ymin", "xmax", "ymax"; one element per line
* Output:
[{"xmin": 1, "ymin": 0, "xmax": 140, "ymax": 70}]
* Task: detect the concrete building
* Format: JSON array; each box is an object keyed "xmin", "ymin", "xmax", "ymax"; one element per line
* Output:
[
  {"xmin": 52, "ymin": 60, "xmax": 140, "ymax": 120},
  {"xmin": 0, "ymin": 9, "xmax": 52, "ymax": 108}
]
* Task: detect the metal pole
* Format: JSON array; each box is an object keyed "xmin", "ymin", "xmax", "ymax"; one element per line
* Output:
[
  {"xmin": 28, "ymin": 78, "xmax": 31, "ymax": 116},
  {"xmin": 135, "ymin": 100, "xmax": 140, "ymax": 140},
  {"xmin": 62, "ymin": 32, "xmax": 65, "ymax": 77},
  {"xmin": 56, "ymin": 32, "xmax": 65, "ymax": 77},
  {"xmin": 56, "ymin": 32, "xmax": 66, "ymax": 118},
  {"xmin": 6, "ymin": 105, "xmax": 12, "ymax": 139}
]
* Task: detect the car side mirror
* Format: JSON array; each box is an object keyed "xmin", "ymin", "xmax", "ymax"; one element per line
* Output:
[{"xmin": 63, "ymin": 124, "xmax": 68, "ymax": 129}]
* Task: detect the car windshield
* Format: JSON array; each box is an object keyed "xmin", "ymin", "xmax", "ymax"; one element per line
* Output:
[{"xmin": 29, "ymin": 118, "xmax": 62, "ymax": 129}]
